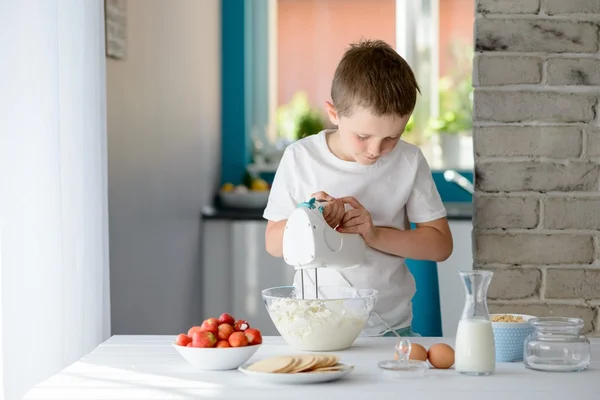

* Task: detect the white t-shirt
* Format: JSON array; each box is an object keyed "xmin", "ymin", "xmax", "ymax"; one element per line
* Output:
[{"xmin": 263, "ymin": 130, "xmax": 446, "ymax": 335}]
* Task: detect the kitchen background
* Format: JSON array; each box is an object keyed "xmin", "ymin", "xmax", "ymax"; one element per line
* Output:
[
  {"xmin": 107, "ymin": 0, "xmax": 475, "ymax": 339},
  {"xmin": 3, "ymin": 0, "xmax": 600, "ymax": 398},
  {"xmin": 107, "ymin": 0, "xmax": 600, "ymax": 340}
]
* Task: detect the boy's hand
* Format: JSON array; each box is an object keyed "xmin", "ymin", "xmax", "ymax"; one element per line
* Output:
[
  {"xmin": 311, "ymin": 191, "xmax": 344, "ymax": 229},
  {"xmin": 338, "ymin": 196, "xmax": 377, "ymax": 244}
]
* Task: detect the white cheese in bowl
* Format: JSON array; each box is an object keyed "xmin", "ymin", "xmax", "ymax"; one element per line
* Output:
[{"xmin": 267, "ymin": 298, "xmax": 369, "ymax": 351}]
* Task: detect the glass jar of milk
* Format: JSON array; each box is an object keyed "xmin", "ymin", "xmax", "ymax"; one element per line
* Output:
[{"xmin": 454, "ymin": 270, "xmax": 496, "ymax": 376}]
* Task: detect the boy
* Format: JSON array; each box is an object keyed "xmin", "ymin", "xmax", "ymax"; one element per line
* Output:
[{"xmin": 262, "ymin": 39, "xmax": 453, "ymax": 337}]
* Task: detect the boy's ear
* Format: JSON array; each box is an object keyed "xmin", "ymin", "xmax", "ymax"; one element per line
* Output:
[{"xmin": 324, "ymin": 101, "xmax": 340, "ymax": 126}]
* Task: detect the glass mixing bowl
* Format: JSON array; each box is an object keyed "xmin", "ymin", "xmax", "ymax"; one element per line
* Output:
[
  {"xmin": 262, "ymin": 285, "xmax": 378, "ymax": 351},
  {"xmin": 524, "ymin": 317, "xmax": 591, "ymax": 372}
]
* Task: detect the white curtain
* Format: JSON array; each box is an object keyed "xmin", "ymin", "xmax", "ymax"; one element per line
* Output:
[{"xmin": 0, "ymin": 1, "xmax": 111, "ymax": 399}]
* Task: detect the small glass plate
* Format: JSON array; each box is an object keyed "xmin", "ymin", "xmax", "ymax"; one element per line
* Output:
[{"xmin": 378, "ymin": 359, "xmax": 429, "ymax": 378}]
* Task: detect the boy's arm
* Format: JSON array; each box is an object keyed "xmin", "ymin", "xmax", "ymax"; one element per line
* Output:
[
  {"xmin": 367, "ymin": 218, "xmax": 453, "ymax": 262},
  {"xmin": 338, "ymin": 196, "xmax": 453, "ymax": 262},
  {"xmin": 263, "ymin": 147, "xmax": 298, "ymax": 258},
  {"xmin": 265, "ymin": 220, "xmax": 287, "ymax": 257}
]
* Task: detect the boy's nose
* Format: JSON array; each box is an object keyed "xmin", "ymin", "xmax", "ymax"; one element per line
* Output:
[{"xmin": 368, "ymin": 144, "xmax": 382, "ymax": 156}]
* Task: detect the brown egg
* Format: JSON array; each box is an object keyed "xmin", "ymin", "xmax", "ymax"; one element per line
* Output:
[
  {"xmin": 427, "ymin": 343, "xmax": 455, "ymax": 369},
  {"xmin": 393, "ymin": 342, "xmax": 428, "ymax": 361},
  {"xmin": 409, "ymin": 343, "xmax": 428, "ymax": 361}
]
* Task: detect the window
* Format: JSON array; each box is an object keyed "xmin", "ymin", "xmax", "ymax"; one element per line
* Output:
[{"xmin": 249, "ymin": 0, "xmax": 474, "ymax": 174}]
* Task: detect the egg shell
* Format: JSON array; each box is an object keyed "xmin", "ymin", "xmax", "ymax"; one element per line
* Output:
[{"xmin": 427, "ymin": 343, "xmax": 455, "ymax": 369}]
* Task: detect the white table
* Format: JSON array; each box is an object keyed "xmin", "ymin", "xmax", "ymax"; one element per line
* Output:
[{"xmin": 25, "ymin": 336, "xmax": 600, "ymax": 400}]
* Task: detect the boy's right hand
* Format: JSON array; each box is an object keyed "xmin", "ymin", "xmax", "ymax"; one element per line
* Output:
[{"xmin": 311, "ymin": 191, "xmax": 344, "ymax": 229}]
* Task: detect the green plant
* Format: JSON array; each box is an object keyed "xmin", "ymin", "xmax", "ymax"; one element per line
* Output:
[
  {"xmin": 405, "ymin": 115, "xmax": 414, "ymax": 133},
  {"xmin": 276, "ymin": 91, "xmax": 325, "ymax": 140},
  {"xmin": 428, "ymin": 42, "xmax": 473, "ymax": 135}
]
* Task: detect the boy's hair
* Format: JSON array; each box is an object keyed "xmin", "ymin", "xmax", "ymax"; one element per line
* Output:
[{"xmin": 331, "ymin": 39, "xmax": 420, "ymax": 118}]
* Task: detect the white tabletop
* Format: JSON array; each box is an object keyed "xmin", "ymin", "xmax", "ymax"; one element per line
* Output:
[{"xmin": 24, "ymin": 335, "xmax": 600, "ymax": 400}]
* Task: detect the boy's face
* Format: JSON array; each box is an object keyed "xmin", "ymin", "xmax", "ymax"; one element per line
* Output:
[{"xmin": 324, "ymin": 102, "xmax": 411, "ymax": 165}]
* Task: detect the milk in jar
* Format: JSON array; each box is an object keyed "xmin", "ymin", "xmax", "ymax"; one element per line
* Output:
[
  {"xmin": 455, "ymin": 318, "xmax": 495, "ymax": 374},
  {"xmin": 454, "ymin": 270, "xmax": 496, "ymax": 376}
]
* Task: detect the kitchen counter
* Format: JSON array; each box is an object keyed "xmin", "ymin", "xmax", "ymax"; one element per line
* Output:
[
  {"xmin": 25, "ymin": 335, "xmax": 599, "ymax": 399},
  {"xmin": 201, "ymin": 201, "xmax": 473, "ymax": 221}
]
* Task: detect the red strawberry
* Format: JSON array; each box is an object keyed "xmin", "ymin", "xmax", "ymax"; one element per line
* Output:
[
  {"xmin": 217, "ymin": 323, "xmax": 234, "ymax": 341},
  {"xmin": 228, "ymin": 331, "xmax": 249, "ymax": 347},
  {"xmin": 234, "ymin": 320, "xmax": 249, "ymax": 332},
  {"xmin": 192, "ymin": 330, "xmax": 217, "ymax": 348},
  {"xmin": 175, "ymin": 333, "xmax": 192, "ymax": 347},
  {"xmin": 244, "ymin": 328, "xmax": 262, "ymax": 345},
  {"xmin": 187, "ymin": 326, "xmax": 202, "ymax": 337},
  {"xmin": 200, "ymin": 320, "xmax": 218, "ymax": 335},
  {"xmin": 218, "ymin": 313, "xmax": 235, "ymax": 325}
]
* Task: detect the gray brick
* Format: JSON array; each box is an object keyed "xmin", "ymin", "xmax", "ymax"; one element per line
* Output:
[
  {"xmin": 475, "ymin": 19, "xmax": 598, "ymax": 53},
  {"xmin": 475, "ymin": 195, "xmax": 538, "ymax": 229},
  {"xmin": 478, "ymin": 0, "xmax": 540, "ymax": 14},
  {"xmin": 546, "ymin": 269, "xmax": 600, "ymax": 300},
  {"xmin": 547, "ymin": 58, "xmax": 600, "ymax": 86},
  {"xmin": 488, "ymin": 268, "xmax": 541, "ymax": 299},
  {"xmin": 475, "ymin": 233, "xmax": 594, "ymax": 264},
  {"xmin": 488, "ymin": 303, "xmax": 595, "ymax": 333},
  {"xmin": 475, "ymin": 161, "xmax": 599, "ymax": 192},
  {"xmin": 588, "ymin": 128, "xmax": 600, "ymax": 157},
  {"xmin": 476, "ymin": 55, "xmax": 541, "ymax": 86},
  {"xmin": 474, "ymin": 126, "xmax": 582, "ymax": 158},
  {"xmin": 544, "ymin": 198, "xmax": 600, "ymax": 229},
  {"xmin": 543, "ymin": 0, "xmax": 600, "ymax": 15},
  {"xmin": 474, "ymin": 91, "xmax": 596, "ymax": 123}
]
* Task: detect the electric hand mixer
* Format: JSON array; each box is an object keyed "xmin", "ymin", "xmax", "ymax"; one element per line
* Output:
[
  {"xmin": 281, "ymin": 198, "xmax": 401, "ymax": 337},
  {"xmin": 282, "ymin": 197, "xmax": 365, "ymax": 299}
]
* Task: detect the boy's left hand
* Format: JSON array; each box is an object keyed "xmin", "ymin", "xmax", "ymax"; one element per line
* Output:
[{"xmin": 337, "ymin": 196, "xmax": 377, "ymax": 244}]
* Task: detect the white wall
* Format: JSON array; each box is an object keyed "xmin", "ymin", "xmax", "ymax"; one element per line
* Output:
[{"xmin": 106, "ymin": 0, "xmax": 221, "ymax": 334}]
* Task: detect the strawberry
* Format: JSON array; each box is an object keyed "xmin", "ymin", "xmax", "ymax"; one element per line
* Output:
[
  {"xmin": 233, "ymin": 320, "xmax": 249, "ymax": 332},
  {"xmin": 228, "ymin": 331, "xmax": 249, "ymax": 347},
  {"xmin": 187, "ymin": 326, "xmax": 202, "ymax": 337},
  {"xmin": 200, "ymin": 320, "xmax": 218, "ymax": 335},
  {"xmin": 192, "ymin": 330, "xmax": 217, "ymax": 348},
  {"xmin": 218, "ymin": 313, "xmax": 235, "ymax": 326},
  {"xmin": 244, "ymin": 328, "xmax": 262, "ymax": 345},
  {"xmin": 175, "ymin": 333, "xmax": 192, "ymax": 347},
  {"xmin": 217, "ymin": 323, "xmax": 234, "ymax": 341}
]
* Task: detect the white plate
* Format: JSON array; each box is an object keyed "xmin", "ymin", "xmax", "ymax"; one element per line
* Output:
[{"xmin": 238, "ymin": 363, "xmax": 354, "ymax": 384}]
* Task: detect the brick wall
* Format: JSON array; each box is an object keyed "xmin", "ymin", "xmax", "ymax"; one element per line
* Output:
[{"xmin": 473, "ymin": 0, "xmax": 600, "ymax": 334}]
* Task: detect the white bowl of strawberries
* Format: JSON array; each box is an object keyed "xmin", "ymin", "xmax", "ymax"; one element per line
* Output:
[{"xmin": 172, "ymin": 313, "xmax": 263, "ymax": 370}]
